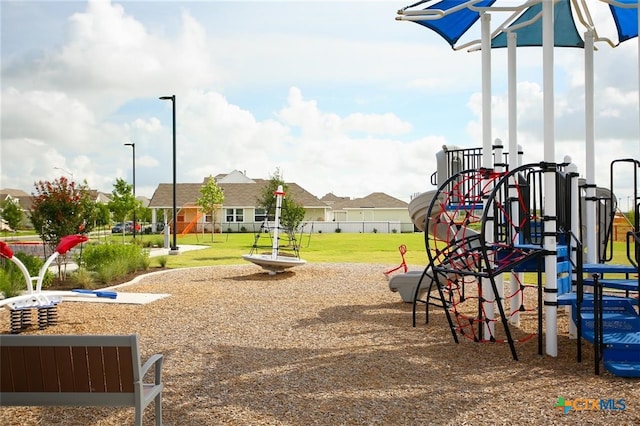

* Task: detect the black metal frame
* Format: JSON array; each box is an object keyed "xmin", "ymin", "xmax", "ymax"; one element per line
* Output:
[{"xmin": 416, "ymin": 164, "xmax": 554, "ymax": 361}]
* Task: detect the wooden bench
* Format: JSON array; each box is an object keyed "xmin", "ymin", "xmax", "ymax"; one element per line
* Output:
[{"xmin": 0, "ymin": 334, "xmax": 163, "ymax": 425}]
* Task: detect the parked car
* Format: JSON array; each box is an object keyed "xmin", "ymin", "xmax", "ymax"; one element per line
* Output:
[
  {"xmin": 111, "ymin": 221, "xmax": 141, "ymax": 234},
  {"xmin": 126, "ymin": 221, "xmax": 141, "ymax": 232}
]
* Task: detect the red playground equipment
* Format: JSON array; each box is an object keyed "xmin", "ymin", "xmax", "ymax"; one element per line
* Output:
[
  {"xmin": 384, "ymin": 244, "xmax": 408, "ymax": 277},
  {"xmin": 0, "ymin": 234, "xmax": 117, "ymax": 333}
]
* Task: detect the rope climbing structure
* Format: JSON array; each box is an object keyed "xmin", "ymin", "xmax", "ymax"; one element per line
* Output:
[
  {"xmin": 414, "ymin": 164, "xmax": 561, "ymax": 361},
  {"xmin": 243, "ymin": 185, "xmax": 306, "ymax": 275}
]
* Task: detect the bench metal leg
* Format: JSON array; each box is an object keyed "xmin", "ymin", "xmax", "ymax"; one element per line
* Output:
[{"xmin": 155, "ymin": 395, "xmax": 162, "ymax": 425}]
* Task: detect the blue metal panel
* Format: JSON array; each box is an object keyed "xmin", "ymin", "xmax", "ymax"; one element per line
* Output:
[
  {"xmin": 411, "ymin": 0, "xmax": 496, "ymax": 48},
  {"xmin": 610, "ymin": 1, "xmax": 639, "ymax": 43}
]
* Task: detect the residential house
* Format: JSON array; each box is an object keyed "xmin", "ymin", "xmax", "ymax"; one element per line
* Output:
[
  {"xmin": 147, "ymin": 170, "xmax": 329, "ymax": 234},
  {"xmin": 1, "ymin": 188, "xmax": 32, "ymax": 209},
  {"xmin": 320, "ymin": 192, "xmax": 411, "ymax": 233},
  {"xmin": 87, "ymin": 190, "xmax": 112, "ymax": 204},
  {"xmin": 0, "ymin": 188, "xmax": 33, "ymax": 229}
]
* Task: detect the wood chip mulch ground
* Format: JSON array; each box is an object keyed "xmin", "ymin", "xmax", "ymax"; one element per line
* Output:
[{"xmin": 1, "ymin": 263, "xmax": 638, "ymax": 425}]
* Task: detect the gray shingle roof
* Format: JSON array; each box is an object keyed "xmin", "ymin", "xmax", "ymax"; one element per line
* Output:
[
  {"xmin": 0, "ymin": 189, "xmax": 29, "ymax": 197},
  {"xmin": 320, "ymin": 193, "xmax": 350, "ymax": 203},
  {"xmin": 329, "ymin": 192, "xmax": 408, "ymax": 210},
  {"xmin": 148, "ymin": 179, "xmax": 327, "ymax": 209}
]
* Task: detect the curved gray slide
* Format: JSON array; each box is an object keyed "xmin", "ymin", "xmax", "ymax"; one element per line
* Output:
[{"xmin": 388, "ymin": 269, "xmax": 435, "ymax": 303}]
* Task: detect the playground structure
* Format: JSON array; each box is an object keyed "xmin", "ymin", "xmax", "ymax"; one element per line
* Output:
[
  {"xmin": 395, "ymin": 144, "xmax": 640, "ymax": 377},
  {"xmin": 0, "ymin": 234, "xmax": 117, "ymax": 333},
  {"xmin": 391, "ymin": 145, "xmax": 511, "ymax": 303},
  {"xmin": 243, "ymin": 185, "xmax": 306, "ymax": 275}
]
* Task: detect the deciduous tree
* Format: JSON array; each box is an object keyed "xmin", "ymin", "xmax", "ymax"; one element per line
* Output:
[
  {"xmin": 108, "ymin": 178, "xmax": 139, "ymax": 241},
  {"xmin": 196, "ymin": 175, "xmax": 224, "ymax": 241},
  {"xmin": 257, "ymin": 168, "xmax": 306, "ymax": 245},
  {"xmin": 29, "ymin": 177, "xmax": 94, "ymax": 278},
  {"xmin": 0, "ymin": 198, "xmax": 23, "ymax": 231}
]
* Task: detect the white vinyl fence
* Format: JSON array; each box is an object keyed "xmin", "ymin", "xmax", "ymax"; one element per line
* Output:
[{"xmin": 223, "ymin": 221, "xmax": 416, "ymax": 234}]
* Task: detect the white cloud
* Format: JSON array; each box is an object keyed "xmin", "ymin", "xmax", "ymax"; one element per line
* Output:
[
  {"xmin": 1, "ymin": 87, "xmax": 98, "ymax": 149},
  {"xmin": 132, "ymin": 118, "xmax": 162, "ymax": 133},
  {"xmin": 3, "ymin": 0, "xmax": 217, "ymax": 115},
  {"xmin": 342, "ymin": 112, "xmax": 412, "ymax": 135}
]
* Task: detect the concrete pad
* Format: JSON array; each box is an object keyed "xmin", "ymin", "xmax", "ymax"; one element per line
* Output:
[{"xmin": 63, "ymin": 292, "xmax": 169, "ymax": 305}]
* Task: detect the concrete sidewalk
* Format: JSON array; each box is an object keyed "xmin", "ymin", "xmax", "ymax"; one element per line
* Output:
[{"xmin": 148, "ymin": 244, "xmax": 208, "ymax": 257}]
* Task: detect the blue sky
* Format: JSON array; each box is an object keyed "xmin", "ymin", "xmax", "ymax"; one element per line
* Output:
[{"xmin": 1, "ymin": 0, "xmax": 639, "ymax": 207}]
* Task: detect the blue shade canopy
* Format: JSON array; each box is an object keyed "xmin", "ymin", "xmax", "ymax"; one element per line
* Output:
[
  {"xmin": 405, "ymin": 0, "xmax": 638, "ymax": 48},
  {"xmin": 491, "ymin": 0, "xmax": 584, "ymax": 48},
  {"xmin": 610, "ymin": 1, "xmax": 639, "ymax": 43},
  {"xmin": 411, "ymin": 0, "xmax": 496, "ymax": 48}
]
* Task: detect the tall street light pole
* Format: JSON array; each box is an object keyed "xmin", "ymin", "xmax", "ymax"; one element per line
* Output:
[
  {"xmin": 53, "ymin": 167, "xmax": 74, "ymax": 180},
  {"xmin": 159, "ymin": 95, "xmax": 178, "ymax": 252},
  {"xmin": 124, "ymin": 142, "xmax": 136, "ymax": 239}
]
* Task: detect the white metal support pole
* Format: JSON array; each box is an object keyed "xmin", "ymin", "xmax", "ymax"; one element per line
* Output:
[
  {"xmin": 508, "ymin": 31, "xmax": 518, "ymax": 170},
  {"xmin": 481, "ymin": 11, "xmax": 493, "ymax": 169},
  {"xmin": 585, "ymin": 30, "xmax": 597, "ymax": 264},
  {"xmin": 543, "ymin": 0, "xmax": 558, "ymax": 357},
  {"xmin": 272, "ymin": 185, "xmax": 285, "ymax": 260},
  {"xmin": 507, "ymin": 31, "xmax": 522, "ymax": 326},
  {"xmin": 480, "ymin": 11, "xmax": 495, "ymax": 338}
]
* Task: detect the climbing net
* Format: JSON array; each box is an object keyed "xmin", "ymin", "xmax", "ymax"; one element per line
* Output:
[
  {"xmin": 423, "ymin": 166, "xmax": 545, "ymax": 350},
  {"xmin": 247, "ymin": 218, "xmax": 303, "ymax": 258},
  {"xmin": 441, "ymin": 271, "xmax": 539, "ymax": 344}
]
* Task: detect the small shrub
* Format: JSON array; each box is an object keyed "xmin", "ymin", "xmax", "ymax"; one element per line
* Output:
[
  {"xmin": 150, "ymin": 237, "xmax": 163, "ymax": 248},
  {"xmin": 227, "ymin": 227, "xmax": 232, "ymax": 233},
  {"xmin": 391, "ymin": 229, "xmax": 397, "ymax": 234},
  {"xmin": 335, "ymin": 228, "xmax": 342, "ymax": 233},
  {"xmin": 79, "ymin": 243, "xmax": 148, "ymax": 271},
  {"xmin": 318, "ymin": 230, "xmax": 322, "ymax": 234},
  {"xmin": 79, "ymin": 242, "xmax": 150, "ymax": 284},
  {"xmin": 138, "ymin": 256, "xmax": 151, "ymax": 271},
  {"xmin": 157, "ymin": 256, "xmax": 168, "ymax": 267},
  {"xmin": 69, "ymin": 267, "xmax": 96, "ymax": 290},
  {"xmin": 95, "ymin": 258, "xmax": 129, "ymax": 284},
  {"xmin": 373, "ymin": 228, "xmax": 378, "ymax": 234},
  {"xmin": 240, "ymin": 226, "xmax": 247, "ymax": 232},
  {"xmin": 0, "ymin": 268, "xmax": 24, "ymax": 298}
]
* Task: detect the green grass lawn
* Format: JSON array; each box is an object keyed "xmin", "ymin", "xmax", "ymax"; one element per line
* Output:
[
  {"xmin": 146, "ymin": 232, "xmax": 430, "ymax": 269},
  {"xmin": 12, "ymin": 228, "xmax": 634, "ymax": 271},
  {"xmin": 109, "ymin": 231, "xmax": 635, "ymax": 273}
]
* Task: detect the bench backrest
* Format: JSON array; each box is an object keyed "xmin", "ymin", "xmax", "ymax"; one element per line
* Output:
[{"xmin": 0, "ymin": 334, "xmax": 142, "ymax": 406}]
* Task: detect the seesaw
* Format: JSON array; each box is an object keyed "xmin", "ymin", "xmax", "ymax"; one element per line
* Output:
[{"xmin": 0, "ymin": 234, "xmax": 116, "ymax": 333}]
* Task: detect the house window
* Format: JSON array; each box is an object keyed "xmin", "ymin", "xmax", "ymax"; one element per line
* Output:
[
  {"xmin": 254, "ymin": 208, "xmax": 274, "ymax": 222},
  {"xmin": 205, "ymin": 214, "xmax": 213, "ymax": 223},
  {"xmin": 226, "ymin": 208, "xmax": 244, "ymax": 222}
]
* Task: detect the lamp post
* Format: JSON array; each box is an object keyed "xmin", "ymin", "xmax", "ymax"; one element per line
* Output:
[
  {"xmin": 53, "ymin": 167, "xmax": 74, "ymax": 180},
  {"xmin": 124, "ymin": 142, "xmax": 136, "ymax": 239},
  {"xmin": 159, "ymin": 95, "xmax": 178, "ymax": 252}
]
